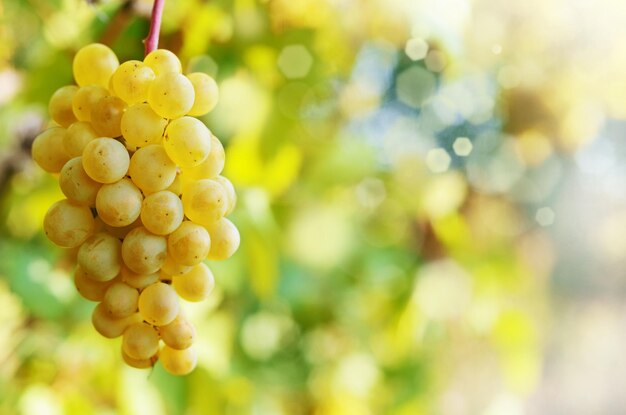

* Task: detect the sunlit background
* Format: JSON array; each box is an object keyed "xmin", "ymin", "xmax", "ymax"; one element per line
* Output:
[{"xmin": 2, "ymin": 0, "xmax": 626, "ymax": 413}]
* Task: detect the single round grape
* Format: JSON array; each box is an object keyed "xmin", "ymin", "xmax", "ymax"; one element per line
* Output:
[
  {"xmin": 49, "ymin": 85, "xmax": 78, "ymax": 127},
  {"xmin": 182, "ymin": 135, "xmax": 225, "ymax": 180},
  {"xmin": 63, "ymin": 122, "xmax": 98, "ymax": 158},
  {"xmin": 92, "ymin": 302, "xmax": 142, "ymax": 339},
  {"xmin": 160, "ymin": 253, "xmax": 192, "ymax": 276},
  {"xmin": 205, "ymin": 218, "xmax": 240, "ymax": 260},
  {"xmin": 32, "ymin": 127, "xmax": 70, "ymax": 173},
  {"xmin": 120, "ymin": 265, "xmax": 160, "ymax": 290},
  {"xmin": 172, "ymin": 263, "xmax": 215, "ymax": 302},
  {"xmin": 163, "ymin": 117, "xmax": 211, "ymax": 168},
  {"xmin": 82, "ymin": 138, "xmax": 130, "ymax": 184},
  {"xmin": 159, "ymin": 314, "xmax": 196, "ymax": 350},
  {"xmin": 122, "ymin": 322, "xmax": 160, "ymax": 360},
  {"xmin": 111, "ymin": 60, "xmax": 155, "ymax": 105},
  {"xmin": 121, "ymin": 103, "xmax": 167, "ymax": 150},
  {"xmin": 44, "ymin": 199, "xmax": 95, "ymax": 248},
  {"xmin": 167, "ymin": 222, "xmax": 211, "ymax": 266},
  {"xmin": 77, "ymin": 232, "xmax": 122, "ymax": 281},
  {"xmin": 122, "ymin": 227, "xmax": 168, "ymax": 274},
  {"xmin": 140, "ymin": 191, "xmax": 184, "ymax": 235},
  {"xmin": 72, "ymin": 85, "xmax": 109, "ymax": 122},
  {"xmin": 91, "ymin": 95, "xmax": 127, "ymax": 137},
  {"xmin": 122, "ymin": 349, "xmax": 157, "ymax": 369},
  {"xmin": 181, "ymin": 179, "xmax": 227, "ymax": 225},
  {"xmin": 159, "ymin": 345, "xmax": 197, "ymax": 376},
  {"xmin": 96, "ymin": 178, "xmax": 143, "ymax": 227},
  {"xmin": 215, "ymin": 176, "xmax": 237, "ymax": 216},
  {"xmin": 144, "ymin": 49, "xmax": 182, "ymax": 76},
  {"xmin": 138, "ymin": 282, "xmax": 179, "ymax": 326},
  {"xmin": 73, "ymin": 43, "xmax": 119, "ymax": 88},
  {"xmin": 59, "ymin": 157, "xmax": 101, "ymax": 206},
  {"xmin": 128, "ymin": 145, "xmax": 176, "ymax": 193},
  {"xmin": 74, "ymin": 266, "xmax": 114, "ymax": 302},
  {"xmin": 187, "ymin": 72, "xmax": 219, "ymax": 116},
  {"xmin": 147, "ymin": 72, "xmax": 194, "ymax": 119},
  {"xmin": 103, "ymin": 281, "xmax": 139, "ymax": 318}
]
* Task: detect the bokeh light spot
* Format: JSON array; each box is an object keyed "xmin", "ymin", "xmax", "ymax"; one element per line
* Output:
[
  {"xmin": 426, "ymin": 148, "xmax": 451, "ymax": 173},
  {"xmin": 405, "ymin": 38, "xmax": 429, "ymax": 61},
  {"xmin": 453, "ymin": 137, "xmax": 473, "ymax": 156},
  {"xmin": 396, "ymin": 66, "xmax": 437, "ymax": 108},
  {"xmin": 277, "ymin": 45, "xmax": 313, "ymax": 79},
  {"xmin": 535, "ymin": 207, "xmax": 555, "ymax": 226}
]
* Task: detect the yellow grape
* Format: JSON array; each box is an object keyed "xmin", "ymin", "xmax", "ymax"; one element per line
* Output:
[
  {"xmin": 128, "ymin": 145, "xmax": 176, "ymax": 193},
  {"xmin": 166, "ymin": 172, "xmax": 183, "ymax": 196},
  {"xmin": 122, "ymin": 349, "xmax": 157, "ymax": 369},
  {"xmin": 73, "ymin": 43, "xmax": 119, "ymax": 88},
  {"xmin": 159, "ymin": 345, "xmax": 197, "ymax": 375},
  {"xmin": 101, "ymin": 217, "xmax": 142, "ymax": 240},
  {"xmin": 111, "ymin": 60, "xmax": 155, "ymax": 104},
  {"xmin": 103, "ymin": 281, "xmax": 139, "ymax": 318},
  {"xmin": 74, "ymin": 266, "xmax": 114, "ymax": 302},
  {"xmin": 44, "ymin": 199, "xmax": 95, "ymax": 248},
  {"xmin": 91, "ymin": 302, "xmax": 142, "ymax": 339},
  {"xmin": 163, "ymin": 116, "xmax": 211, "ymax": 168},
  {"xmin": 181, "ymin": 179, "xmax": 227, "ymax": 225},
  {"xmin": 96, "ymin": 178, "xmax": 143, "ymax": 227},
  {"xmin": 205, "ymin": 218, "xmax": 240, "ymax": 260},
  {"xmin": 77, "ymin": 232, "xmax": 122, "ymax": 281},
  {"xmin": 182, "ymin": 135, "xmax": 225, "ymax": 180},
  {"xmin": 121, "ymin": 227, "xmax": 167, "ymax": 274},
  {"xmin": 140, "ymin": 191, "xmax": 184, "ymax": 235},
  {"xmin": 144, "ymin": 49, "xmax": 182, "ymax": 76},
  {"xmin": 72, "ymin": 85, "xmax": 109, "ymax": 122},
  {"xmin": 91, "ymin": 95, "xmax": 127, "ymax": 137},
  {"xmin": 122, "ymin": 322, "xmax": 160, "ymax": 360},
  {"xmin": 159, "ymin": 314, "xmax": 196, "ymax": 350},
  {"xmin": 121, "ymin": 103, "xmax": 167, "ymax": 150},
  {"xmin": 31, "ymin": 127, "xmax": 70, "ymax": 173},
  {"xmin": 167, "ymin": 221, "xmax": 211, "ymax": 266},
  {"xmin": 49, "ymin": 85, "xmax": 78, "ymax": 127},
  {"xmin": 120, "ymin": 265, "xmax": 160, "ymax": 290},
  {"xmin": 147, "ymin": 72, "xmax": 194, "ymax": 119},
  {"xmin": 187, "ymin": 72, "xmax": 219, "ymax": 116},
  {"xmin": 59, "ymin": 157, "xmax": 101, "ymax": 206},
  {"xmin": 214, "ymin": 175, "xmax": 237, "ymax": 216},
  {"xmin": 172, "ymin": 263, "xmax": 215, "ymax": 302},
  {"xmin": 160, "ymin": 253, "xmax": 192, "ymax": 276},
  {"xmin": 138, "ymin": 282, "xmax": 179, "ymax": 326},
  {"xmin": 63, "ymin": 122, "xmax": 98, "ymax": 158},
  {"xmin": 82, "ymin": 138, "xmax": 130, "ymax": 184}
]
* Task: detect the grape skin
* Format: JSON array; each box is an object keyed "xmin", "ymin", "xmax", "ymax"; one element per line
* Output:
[
  {"xmin": 122, "ymin": 227, "xmax": 168, "ymax": 275},
  {"xmin": 138, "ymin": 282, "xmax": 179, "ymax": 326},
  {"xmin": 77, "ymin": 232, "xmax": 122, "ymax": 281},
  {"xmin": 59, "ymin": 157, "xmax": 101, "ymax": 207},
  {"xmin": 44, "ymin": 199, "xmax": 95, "ymax": 248},
  {"xmin": 96, "ymin": 178, "xmax": 143, "ymax": 227},
  {"xmin": 82, "ymin": 138, "xmax": 130, "ymax": 184},
  {"xmin": 32, "ymin": 127, "xmax": 70, "ymax": 174},
  {"xmin": 159, "ymin": 345, "xmax": 197, "ymax": 375},
  {"xmin": 172, "ymin": 263, "xmax": 215, "ymax": 302}
]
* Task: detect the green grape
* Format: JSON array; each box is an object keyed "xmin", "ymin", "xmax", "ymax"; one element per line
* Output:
[
  {"xmin": 159, "ymin": 314, "xmax": 196, "ymax": 350},
  {"xmin": 187, "ymin": 72, "xmax": 219, "ymax": 116},
  {"xmin": 160, "ymin": 253, "xmax": 192, "ymax": 276},
  {"xmin": 122, "ymin": 227, "xmax": 167, "ymax": 274},
  {"xmin": 77, "ymin": 232, "xmax": 122, "ymax": 281},
  {"xmin": 82, "ymin": 138, "xmax": 130, "ymax": 184},
  {"xmin": 163, "ymin": 116, "xmax": 212, "ymax": 168},
  {"xmin": 49, "ymin": 85, "xmax": 78, "ymax": 127},
  {"xmin": 59, "ymin": 157, "xmax": 101, "ymax": 206},
  {"xmin": 120, "ymin": 265, "xmax": 160, "ymax": 290},
  {"xmin": 182, "ymin": 135, "xmax": 225, "ymax": 180},
  {"xmin": 111, "ymin": 60, "xmax": 155, "ymax": 105},
  {"xmin": 63, "ymin": 122, "xmax": 98, "ymax": 158},
  {"xmin": 103, "ymin": 281, "xmax": 139, "ymax": 318},
  {"xmin": 95, "ymin": 178, "xmax": 143, "ymax": 227},
  {"xmin": 215, "ymin": 176, "xmax": 237, "ymax": 216},
  {"xmin": 159, "ymin": 345, "xmax": 197, "ymax": 375},
  {"xmin": 167, "ymin": 221, "xmax": 211, "ymax": 266},
  {"xmin": 144, "ymin": 49, "xmax": 182, "ymax": 76},
  {"xmin": 91, "ymin": 302, "xmax": 142, "ymax": 339},
  {"xmin": 205, "ymin": 218, "xmax": 240, "ymax": 260},
  {"xmin": 121, "ymin": 103, "xmax": 167, "ymax": 150},
  {"xmin": 44, "ymin": 199, "xmax": 95, "ymax": 248},
  {"xmin": 91, "ymin": 95, "xmax": 127, "ymax": 137},
  {"xmin": 140, "ymin": 191, "xmax": 184, "ymax": 235},
  {"xmin": 72, "ymin": 85, "xmax": 109, "ymax": 122},
  {"xmin": 122, "ymin": 322, "xmax": 160, "ymax": 360},
  {"xmin": 172, "ymin": 263, "xmax": 215, "ymax": 302},
  {"xmin": 74, "ymin": 266, "xmax": 114, "ymax": 302},
  {"xmin": 128, "ymin": 145, "xmax": 176, "ymax": 193},
  {"xmin": 138, "ymin": 282, "xmax": 179, "ymax": 326},
  {"xmin": 122, "ymin": 349, "xmax": 157, "ymax": 369},
  {"xmin": 147, "ymin": 72, "xmax": 194, "ymax": 119},
  {"xmin": 181, "ymin": 179, "xmax": 227, "ymax": 225},
  {"xmin": 31, "ymin": 127, "xmax": 70, "ymax": 173},
  {"xmin": 73, "ymin": 43, "xmax": 119, "ymax": 88}
]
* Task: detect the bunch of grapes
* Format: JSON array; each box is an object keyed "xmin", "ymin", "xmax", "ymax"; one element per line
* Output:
[{"xmin": 31, "ymin": 43, "xmax": 240, "ymax": 375}]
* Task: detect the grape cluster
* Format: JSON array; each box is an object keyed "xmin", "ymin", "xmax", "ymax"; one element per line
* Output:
[{"xmin": 32, "ymin": 44, "xmax": 240, "ymax": 375}]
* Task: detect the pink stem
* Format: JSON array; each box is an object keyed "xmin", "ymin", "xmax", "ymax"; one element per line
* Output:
[{"xmin": 144, "ymin": 0, "xmax": 165, "ymax": 56}]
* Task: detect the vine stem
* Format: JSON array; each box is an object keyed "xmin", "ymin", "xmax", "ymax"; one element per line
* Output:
[{"xmin": 144, "ymin": 0, "xmax": 165, "ymax": 56}]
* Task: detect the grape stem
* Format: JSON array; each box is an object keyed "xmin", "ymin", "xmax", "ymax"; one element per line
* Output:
[{"xmin": 144, "ymin": 0, "xmax": 165, "ymax": 56}]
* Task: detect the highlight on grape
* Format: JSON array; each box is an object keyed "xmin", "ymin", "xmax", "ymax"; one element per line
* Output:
[{"xmin": 32, "ymin": 43, "xmax": 240, "ymax": 376}]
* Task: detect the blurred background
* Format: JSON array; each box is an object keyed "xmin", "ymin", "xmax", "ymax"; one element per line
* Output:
[{"xmin": 2, "ymin": 0, "xmax": 626, "ymax": 413}]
